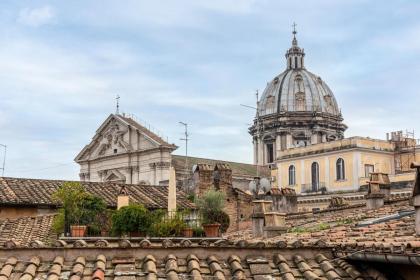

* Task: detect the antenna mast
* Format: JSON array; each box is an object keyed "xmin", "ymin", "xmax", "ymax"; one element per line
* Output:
[
  {"xmin": 116, "ymin": 94, "xmax": 120, "ymax": 114},
  {"xmin": 0, "ymin": 144, "xmax": 6, "ymax": 177},
  {"xmin": 179, "ymin": 122, "xmax": 190, "ymax": 187},
  {"xmin": 240, "ymin": 90, "xmax": 261, "ymax": 177}
]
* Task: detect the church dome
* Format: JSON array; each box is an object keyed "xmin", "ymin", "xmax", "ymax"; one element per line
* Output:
[
  {"xmin": 249, "ymin": 26, "xmax": 347, "ymax": 166},
  {"xmin": 258, "ymin": 30, "xmax": 340, "ymax": 117}
]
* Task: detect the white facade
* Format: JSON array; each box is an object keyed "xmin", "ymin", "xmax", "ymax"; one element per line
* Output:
[{"xmin": 75, "ymin": 114, "xmax": 177, "ymax": 185}]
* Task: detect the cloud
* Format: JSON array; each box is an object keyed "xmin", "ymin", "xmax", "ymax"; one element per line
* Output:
[{"xmin": 17, "ymin": 6, "xmax": 55, "ymax": 27}]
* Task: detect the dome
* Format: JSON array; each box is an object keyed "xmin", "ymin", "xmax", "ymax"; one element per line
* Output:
[
  {"xmin": 258, "ymin": 69, "xmax": 340, "ymax": 116},
  {"xmin": 258, "ymin": 31, "xmax": 341, "ymax": 117},
  {"xmin": 249, "ymin": 27, "xmax": 347, "ymax": 166}
]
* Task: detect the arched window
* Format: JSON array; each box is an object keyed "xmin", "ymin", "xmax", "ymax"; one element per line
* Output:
[
  {"xmin": 311, "ymin": 162, "xmax": 319, "ymax": 192},
  {"xmin": 266, "ymin": 143, "xmax": 274, "ymax": 163},
  {"xmin": 294, "ymin": 57, "xmax": 298, "ymax": 68},
  {"xmin": 336, "ymin": 158, "xmax": 345, "ymax": 180},
  {"xmin": 288, "ymin": 165, "xmax": 296, "ymax": 186}
]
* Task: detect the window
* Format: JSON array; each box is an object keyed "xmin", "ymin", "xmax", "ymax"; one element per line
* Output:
[
  {"xmin": 113, "ymin": 149, "xmax": 118, "ymax": 154},
  {"xmin": 311, "ymin": 162, "xmax": 319, "ymax": 192},
  {"xmin": 294, "ymin": 57, "xmax": 298, "ymax": 68},
  {"xmin": 365, "ymin": 164, "xmax": 374, "ymax": 177},
  {"xmin": 336, "ymin": 158, "xmax": 345, "ymax": 180},
  {"xmin": 288, "ymin": 165, "xmax": 296, "ymax": 186},
  {"xmin": 266, "ymin": 143, "xmax": 274, "ymax": 163}
]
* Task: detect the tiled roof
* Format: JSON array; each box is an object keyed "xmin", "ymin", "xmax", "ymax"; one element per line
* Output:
[
  {"xmin": 0, "ymin": 244, "xmax": 380, "ymax": 280},
  {"xmin": 227, "ymin": 198, "xmax": 420, "ymax": 256},
  {"xmin": 172, "ymin": 155, "xmax": 271, "ymax": 178},
  {"xmin": 0, "ymin": 215, "xmax": 56, "ymax": 246},
  {"xmin": 0, "ymin": 177, "xmax": 195, "ymax": 209}
]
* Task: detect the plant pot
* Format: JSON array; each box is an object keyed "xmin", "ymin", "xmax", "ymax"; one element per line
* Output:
[
  {"xmin": 182, "ymin": 227, "xmax": 193, "ymax": 238},
  {"xmin": 129, "ymin": 231, "xmax": 146, "ymax": 237},
  {"xmin": 203, "ymin": 224, "xmax": 220, "ymax": 237},
  {"xmin": 71, "ymin": 225, "xmax": 87, "ymax": 237}
]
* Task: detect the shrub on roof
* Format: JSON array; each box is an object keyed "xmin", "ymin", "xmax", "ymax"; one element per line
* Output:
[
  {"xmin": 111, "ymin": 203, "xmax": 153, "ymax": 235},
  {"xmin": 51, "ymin": 182, "xmax": 107, "ymax": 234}
]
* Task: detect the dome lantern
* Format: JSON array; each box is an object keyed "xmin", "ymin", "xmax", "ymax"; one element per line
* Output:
[{"xmin": 286, "ymin": 23, "xmax": 305, "ymax": 69}]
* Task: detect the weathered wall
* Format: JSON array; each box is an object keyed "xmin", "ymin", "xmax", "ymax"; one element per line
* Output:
[{"xmin": 0, "ymin": 207, "xmax": 56, "ymax": 219}]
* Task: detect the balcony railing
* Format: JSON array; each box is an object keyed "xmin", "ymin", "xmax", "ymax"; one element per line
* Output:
[{"xmin": 301, "ymin": 182, "xmax": 326, "ymax": 194}]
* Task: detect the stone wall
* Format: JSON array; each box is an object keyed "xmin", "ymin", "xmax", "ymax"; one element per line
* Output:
[{"xmin": 193, "ymin": 163, "xmax": 253, "ymax": 232}]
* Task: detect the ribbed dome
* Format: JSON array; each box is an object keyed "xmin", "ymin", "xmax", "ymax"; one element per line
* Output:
[
  {"xmin": 258, "ymin": 69, "xmax": 340, "ymax": 116},
  {"xmin": 258, "ymin": 31, "xmax": 341, "ymax": 117}
]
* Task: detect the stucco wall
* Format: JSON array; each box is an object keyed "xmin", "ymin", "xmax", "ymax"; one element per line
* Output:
[
  {"xmin": 0, "ymin": 207, "xmax": 57, "ymax": 219},
  {"xmin": 276, "ymin": 144, "xmax": 396, "ymax": 193}
]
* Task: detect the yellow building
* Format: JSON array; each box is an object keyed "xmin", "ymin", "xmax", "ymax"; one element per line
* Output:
[{"xmin": 272, "ymin": 135, "xmax": 419, "ymax": 193}]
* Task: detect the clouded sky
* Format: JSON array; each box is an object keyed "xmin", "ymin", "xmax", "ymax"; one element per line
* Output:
[{"xmin": 0, "ymin": 0, "xmax": 419, "ymax": 180}]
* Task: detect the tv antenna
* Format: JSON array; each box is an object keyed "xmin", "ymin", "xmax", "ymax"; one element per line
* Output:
[
  {"xmin": 115, "ymin": 94, "xmax": 120, "ymax": 114},
  {"xmin": 179, "ymin": 122, "xmax": 190, "ymax": 186},
  {"xmin": 0, "ymin": 144, "xmax": 6, "ymax": 177},
  {"xmin": 240, "ymin": 90, "xmax": 261, "ymax": 177}
]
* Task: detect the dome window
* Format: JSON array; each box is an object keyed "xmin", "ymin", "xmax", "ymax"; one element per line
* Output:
[
  {"xmin": 317, "ymin": 77, "xmax": 323, "ymax": 84},
  {"xmin": 295, "ymin": 92, "xmax": 306, "ymax": 111},
  {"xmin": 265, "ymin": 95, "xmax": 275, "ymax": 114},
  {"xmin": 273, "ymin": 77, "xmax": 279, "ymax": 84}
]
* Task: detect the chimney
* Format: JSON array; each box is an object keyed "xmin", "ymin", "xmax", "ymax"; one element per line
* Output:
[
  {"xmin": 365, "ymin": 174, "xmax": 384, "ymax": 210},
  {"xmin": 192, "ymin": 164, "xmax": 213, "ymax": 196},
  {"xmin": 168, "ymin": 166, "xmax": 177, "ymax": 216},
  {"xmin": 213, "ymin": 163, "xmax": 232, "ymax": 192},
  {"xmin": 370, "ymin": 172, "xmax": 391, "ymax": 200},
  {"xmin": 267, "ymin": 187, "xmax": 298, "ymax": 213},
  {"xmin": 263, "ymin": 212, "xmax": 287, "ymax": 237},
  {"xmin": 117, "ymin": 185, "xmax": 130, "ymax": 210},
  {"xmin": 411, "ymin": 162, "xmax": 420, "ymax": 236},
  {"xmin": 251, "ymin": 200, "xmax": 272, "ymax": 237}
]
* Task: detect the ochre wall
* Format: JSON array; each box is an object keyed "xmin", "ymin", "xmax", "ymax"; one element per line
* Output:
[
  {"xmin": 0, "ymin": 207, "xmax": 57, "ymax": 219},
  {"xmin": 277, "ymin": 147, "xmax": 397, "ymax": 193}
]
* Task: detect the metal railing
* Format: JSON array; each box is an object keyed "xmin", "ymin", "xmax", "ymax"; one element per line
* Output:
[
  {"xmin": 301, "ymin": 182, "xmax": 326, "ymax": 193},
  {"xmin": 65, "ymin": 210, "xmax": 203, "ymax": 238}
]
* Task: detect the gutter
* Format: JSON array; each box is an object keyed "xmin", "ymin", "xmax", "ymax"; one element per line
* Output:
[
  {"xmin": 356, "ymin": 210, "xmax": 414, "ymax": 227},
  {"xmin": 335, "ymin": 251, "xmax": 420, "ymax": 266}
]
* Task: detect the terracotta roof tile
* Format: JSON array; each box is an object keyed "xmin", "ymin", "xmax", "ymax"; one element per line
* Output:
[{"xmin": 0, "ymin": 177, "xmax": 194, "ymax": 210}]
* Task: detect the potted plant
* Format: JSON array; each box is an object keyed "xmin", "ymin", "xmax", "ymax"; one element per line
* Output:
[
  {"xmin": 98, "ymin": 209, "xmax": 113, "ymax": 237},
  {"xmin": 182, "ymin": 227, "xmax": 193, "ymax": 237},
  {"xmin": 149, "ymin": 210, "xmax": 187, "ymax": 237},
  {"xmin": 195, "ymin": 189, "xmax": 230, "ymax": 237},
  {"xmin": 52, "ymin": 182, "xmax": 90, "ymax": 237},
  {"xmin": 52, "ymin": 182, "xmax": 108, "ymax": 238},
  {"xmin": 111, "ymin": 204, "xmax": 152, "ymax": 237}
]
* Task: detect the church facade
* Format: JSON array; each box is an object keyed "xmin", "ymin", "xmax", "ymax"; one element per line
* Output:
[
  {"xmin": 252, "ymin": 30, "xmax": 419, "ymax": 193},
  {"xmin": 75, "ymin": 113, "xmax": 177, "ymax": 185}
]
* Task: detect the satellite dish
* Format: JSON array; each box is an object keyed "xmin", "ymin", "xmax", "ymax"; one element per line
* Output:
[
  {"xmin": 260, "ymin": 178, "xmax": 271, "ymax": 193},
  {"xmin": 248, "ymin": 181, "xmax": 257, "ymax": 193}
]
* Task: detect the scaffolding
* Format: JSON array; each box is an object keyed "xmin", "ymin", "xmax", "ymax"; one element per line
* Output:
[{"xmin": 388, "ymin": 130, "xmax": 418, "ymax": 173}]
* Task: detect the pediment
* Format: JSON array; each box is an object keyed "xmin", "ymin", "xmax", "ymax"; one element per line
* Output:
[
  {"xmin": 104, "ymin": 169, "xmax": 126, "ymax": 183},
  {"xmin": 75, "ymin": 114, "xmax": 164, "ymax": 162}
]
